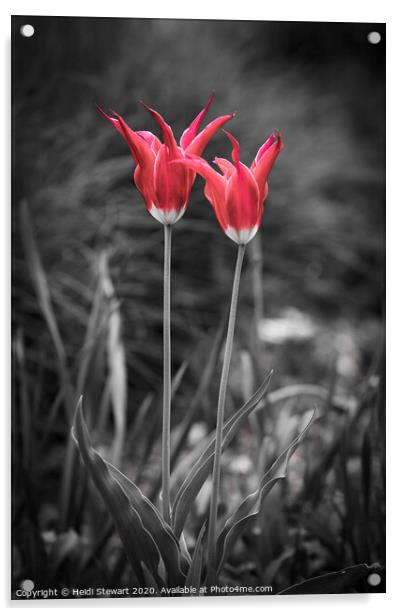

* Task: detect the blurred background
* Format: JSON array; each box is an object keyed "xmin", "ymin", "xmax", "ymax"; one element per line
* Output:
[{"xmin": 12, "ymin": 16, "xmax": 385, "ymax": 594}]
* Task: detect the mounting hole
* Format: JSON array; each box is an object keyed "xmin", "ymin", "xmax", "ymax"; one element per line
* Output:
[
  {"xmin": 367, "ymin": 31, "xmax": 381, "ymax": 45},
  {"xmin": 21, "ymin": 579, "xmax": 35, "ymax": 592},
  {"xmin": 367, "ymin": 572, "xmax": 382, "ymax": 586},
  {"xmin": 20, "ymin": 24, "xmax": 35, "ymax": 38}
]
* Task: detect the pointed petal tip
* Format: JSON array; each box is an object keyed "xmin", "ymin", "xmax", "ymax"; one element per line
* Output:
[
  {"xmin": 97, "ymin": 104, "xmax": 111, "ymax": 120},
  {"xmin": 139, "ymin": 100, "xmax": 156, "ymax": 116},
  {"xmin": 222, "ymin": 130, "xmax": 240, "ymax": 164},
  {"xmin": 205, "ymin": 92, "xmax": 215, "ymax": 108},
  {"xmin": 139, "ymin": 100, "xmax": 155, "ymax": 114},
  {"xmin": 274, "ymin": 129, "xmax": 283, "ymax": 145}
]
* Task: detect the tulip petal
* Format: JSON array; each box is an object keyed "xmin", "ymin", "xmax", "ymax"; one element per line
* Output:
[
  {"xmin": 226, "ymin": 161, "xmax": 261, "ymax": 236},
  {"xmin": 185, "ymin": 113, "xmax": 235, "ymax": 157},
  {"xmin": 180, "ymin": 94, "xmax": 214, "ymax": 151},
  {"xmin": 214, "ymin": 157, "xmax": 235, "ymax": 179},
  {"xmin": 136, "ymin": 130, "xmax": 162, "ymax": 155},
  {"xmin": 97, "ymin": 106, "xmax": 155, "ymax": 169},
  {"xmin": 223, "ymin": 130, "xmax": 241, "ymax": 167},
  {"xmin": 140, "ymin": 102, "xmax": 181, "ymax": 158},
  {"xmin": 172, "ymin": 156, "xmax": 228, "ymax": 230},
  {"xmin": 252, "ymin": 131, "xmax": 283, "ymax": 197},
  {"xmin": 222, "ymin": 131, "xmax": 262, "ymax": 237},
  {"xmin": 133, "ymin": 165, "xmax": 157, "ymax": 212},
  {"xmin": 254, "ymin": 132, "xmax": 276, "ymax": 164},
  {"xmin": 154, "ymin": 145, "xmax": 191, "ymax": 213}
]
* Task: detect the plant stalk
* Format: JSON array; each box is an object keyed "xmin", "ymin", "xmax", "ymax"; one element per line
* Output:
[
  {"xmin": 206, "ymin": 242, "xmax": 246, "ymax": 581},
  {"xmin": 162, "ymin": 224, "xmax": 172, "ymax": 524}
]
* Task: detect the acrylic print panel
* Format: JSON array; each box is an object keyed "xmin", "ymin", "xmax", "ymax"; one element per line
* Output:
[{"xmin": 11, "ymin": 15, "xmax": 385, "ymax": 600}]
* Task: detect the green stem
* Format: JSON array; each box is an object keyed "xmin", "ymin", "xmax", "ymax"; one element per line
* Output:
[
  {"xmin": 162, "ymin": 224, "xmax": 172, "ymax": 524},
  {"xmin": 206, "ymin": 242, "xmax": 246, "ymax": 581}
]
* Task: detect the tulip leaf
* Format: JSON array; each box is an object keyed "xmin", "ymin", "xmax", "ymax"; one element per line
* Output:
[
  {"xmin": 106, "ymin": 462, "xmax": 188, "ymax": 585},
  {"xmin": 278, "ymin": 563, "xmax": 382, "ymax": 594},
  {"xmin": 216, "ymin": 411, "xmax": 315, "ymax": 577},
  {"xmin": 172, "ymin": 370, "xmax": 273, "ymax": 537},
  {"xmin": 72, "ymin": 397, "xmax": 185, "ymax": 586}
]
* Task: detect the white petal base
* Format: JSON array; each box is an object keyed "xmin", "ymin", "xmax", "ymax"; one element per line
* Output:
[
  {"xmin": 225, "ymin": 225, "xmax": 259, "ymax": 245},
  {"xmin": 148, "ymin": 205, "xmax": 187, "ymax": 225}
]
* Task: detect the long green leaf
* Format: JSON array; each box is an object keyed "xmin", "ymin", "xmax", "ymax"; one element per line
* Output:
[
  {"xmin": 172, "ymin": 370, "xmax": 273, "ymax": 537},
  {"xmin": 279, "ymin": 563, "xmax": 382, "ymax": 594},
  {"xmin": 72, "ymin": 398, "xmax": 167, "ymax": 586},
  {"xmin": 215, "ymin": 411, "xmax": 315, "ymax": 577}
]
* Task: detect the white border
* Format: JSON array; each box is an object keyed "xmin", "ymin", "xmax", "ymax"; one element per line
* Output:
[{"xmin": 2, "ymin": 1, "xmax": 400, "ymax": 613}]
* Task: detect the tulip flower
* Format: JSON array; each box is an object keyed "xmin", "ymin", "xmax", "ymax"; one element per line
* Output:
[
  {"xmin": 174, "ymin": 129, "xmax": 282, "ymax": 580},
  {"xmin": 98, "ymin": 96, "xmax": 234, "ymax": 226},
  {"xmin": 99, "ymin": 97, "xmax": 233, "ymax": 526},
  {"xmin": 172, "ymin": 129, "xmax": 283, "ymax": 243}
]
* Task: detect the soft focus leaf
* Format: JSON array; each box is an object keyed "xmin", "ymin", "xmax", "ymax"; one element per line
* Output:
[
  {"xmin": 99, "ymin": 252, "xmax": 127, "ymax": 468},
  {"xmin": 216, "ymin": 411, "xmax": 315, "ymax": 576},
  {"xmin": 279, "ymin": 563, "xmax": 382, "ymax": 594},
  {"xmin": 172, "ymin": 370, "xmax": 273, "ymax": 537}
]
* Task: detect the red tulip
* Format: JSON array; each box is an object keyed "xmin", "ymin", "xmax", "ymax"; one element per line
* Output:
[
  {"xmin": 173, "ymin": 129, "xmax": 283, "ymax": 244},
  {"xmin": 98, "ymin": 96, "xmax": 234, "ymax": 225}
]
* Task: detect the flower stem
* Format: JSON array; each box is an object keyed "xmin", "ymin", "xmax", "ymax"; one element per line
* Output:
[
  {"xmin": 162, "ymin": 224, "xmax": 172, "ymax": 525},
  {"xmin": 206, "ymin": 242, "xmax": 246, "ymax": 581}
]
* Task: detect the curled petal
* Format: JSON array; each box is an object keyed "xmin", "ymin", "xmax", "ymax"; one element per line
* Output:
[
  {"xmin": 97, "ymin": 106, "xmax": 155, "ymax": 169},
  {"xmin": 140, "ymin": 102, "xmax": 181, "ymax": 158},
  {"xmin": 253, "ymin": 132, "xmax": 276, "ymax": 165},
  {"xmin": 185, "ymin": 113, "xmax": 235, "ymax": 157},
  {"xmin": 136, "ymin": 130, "xmax": 162, "ymax": 155},
  {"xmin": 223, "ymin": 130, "xmax": 241, "ymax": 167},
  {"xmin": 252, "ymin": 131, "xmax": 283, "ymax": 197},
  {"xmin": 180, "ymin": 94, "xmax": 214, "ymax": 151},
  {"xmin": 214, "ymin": 157, "xmax": 235, "ymax": 179}
]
